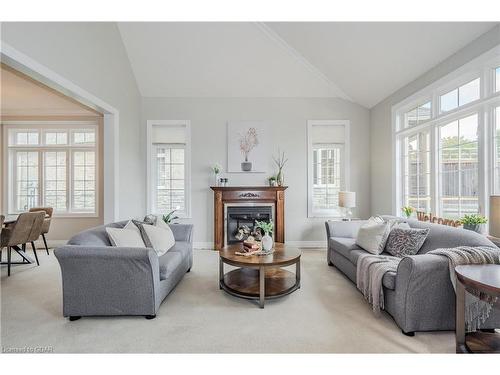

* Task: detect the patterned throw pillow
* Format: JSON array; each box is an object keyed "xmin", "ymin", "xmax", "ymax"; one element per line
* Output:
[{"xmin": 385, "ymin": 227, "xmax": 430, "ymax": 257}]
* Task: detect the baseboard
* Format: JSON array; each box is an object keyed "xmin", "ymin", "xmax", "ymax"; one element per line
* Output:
[
  {"xmin": 194, "ymin": 242, "xmax": 215, "ymax": 250},
  {"xmin": 193, "ymin": 241, "xmax": 326, "ymax": 250},
  {"xmin": 33, "ymin": 239, "xmax": 68, "ymax": 249},
  {"xmin": 286, "ymin": 241, "xmax": 326, "ymax": 248}
]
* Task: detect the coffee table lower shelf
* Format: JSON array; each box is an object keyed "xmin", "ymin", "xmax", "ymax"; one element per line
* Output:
[{"xmin": 220, "ymin": 268, "xmax": 300, "ymax": 307}]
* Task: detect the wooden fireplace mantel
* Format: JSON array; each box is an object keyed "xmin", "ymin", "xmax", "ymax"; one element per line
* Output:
[{"xmin": 210, "ymin": 186, "xmax": 288, "ymax": 250}]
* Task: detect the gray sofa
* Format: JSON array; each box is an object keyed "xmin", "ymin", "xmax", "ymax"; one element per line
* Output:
[
  {"xmin": 55, "ymin": 221, "xmax": 193, "ymax": 320},
  {"xmin": 325, "ymin": 218, "xmax": 500, "ymax": 335}
]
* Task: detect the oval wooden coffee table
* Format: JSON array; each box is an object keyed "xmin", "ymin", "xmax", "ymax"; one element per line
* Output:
[{"xmin": 219, "ymin": 243, "xmax": 301, "ymax": 308}]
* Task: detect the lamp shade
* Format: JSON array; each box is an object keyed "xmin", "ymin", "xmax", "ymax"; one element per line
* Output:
[
  {"xmin": 489, "ymin": 196, "xmax": 500, "ymax": 237},
  {"xmin": 339, "ymin": 191, "xmax": 356, "ymax": 208}
]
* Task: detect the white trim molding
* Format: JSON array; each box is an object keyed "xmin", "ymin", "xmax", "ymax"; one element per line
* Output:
[
  {"xmin": 1, "ymin": 42, "xmax": 120, "ymax": 223},
  {"xmin": 146, "ymin": 120, "xmax": 192, "ymax": 218},
  {"xmin": 307, "ymin": 119, "xmax": 350, "ymax": 218},
  {"xmin": 391, "ymin": 45, "xmax": 500, "ymax": 219}
]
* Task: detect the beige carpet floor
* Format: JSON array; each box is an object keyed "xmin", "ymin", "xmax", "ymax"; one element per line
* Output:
[{"xmin": 1, "ymin": 248, "xmax": 455, "ymax": 353}]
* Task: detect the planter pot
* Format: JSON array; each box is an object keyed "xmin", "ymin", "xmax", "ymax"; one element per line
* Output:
[
  {"xmin": 463, "ymin": 223, "xmax": 484, "ymax": 233},
  {"xmin": 261, "ymin": 233, "xmax": 273, "ymax": 252},
  {"xmin": 241, "ymin": 161, "xmax": 252, "ymax": 172}
]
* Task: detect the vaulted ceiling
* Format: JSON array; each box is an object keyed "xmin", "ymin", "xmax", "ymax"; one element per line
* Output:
[{"xmin": 118, "ymin": 22, "xmax": 498, "ymax": 108}]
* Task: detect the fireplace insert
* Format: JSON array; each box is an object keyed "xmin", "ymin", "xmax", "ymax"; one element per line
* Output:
[{"xmin": 226, "ymin": 205, "xmax": 273, "ymax": 244}]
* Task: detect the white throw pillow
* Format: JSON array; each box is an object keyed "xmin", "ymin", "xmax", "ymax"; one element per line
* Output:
[
  {"xmin": 142, "ymin": 224, "xmax": 175, "ymax": 256},
  {"xmin": 155, "ymin": 217, "xmax": 170, "ymax": 230},
  {"xmin": 355, "ymin": 217, "xmax": 392, "ymax": 255},
  {"xmin": 124, "ymin": 220, "xmax": 142, "ymax": 235},
  {"xmin": 106, "ymin": 227, "xmax": 145, "ymax": 248}
]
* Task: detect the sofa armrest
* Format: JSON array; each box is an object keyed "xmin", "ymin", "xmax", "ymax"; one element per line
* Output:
[
  {"xmin": 54, "ymin": 245, "xmax": 160, "ymax": 316},
  {"xmin": 170, "ymin": 224, "xmax": 193, "ymax": 243},
  {"xmin": 394, "ymin": 254, "xmax": 455, "ymax": 332},
  {"xmin": 325, "ymin": 220, "xmax": 366, "ymax": 239}
]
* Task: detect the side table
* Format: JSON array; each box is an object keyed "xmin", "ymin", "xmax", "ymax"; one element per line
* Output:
[{"xmin": 455, "ymin": 264, "xmax": 500, "ymax": 353}]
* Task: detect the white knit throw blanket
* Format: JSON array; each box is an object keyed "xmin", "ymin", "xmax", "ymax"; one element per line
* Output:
[
  {"xmin": 356, "ymin": 253, "xmax": 401, "ymax": 314},
  {"xmin": 428, "ymin": 246, "xmax": 500, "ymax": 332}
]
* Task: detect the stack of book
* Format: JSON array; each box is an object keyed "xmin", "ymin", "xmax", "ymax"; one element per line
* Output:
[{"xmin": 243, "ymin": 240, "xmax": 260, "ymax": 252}]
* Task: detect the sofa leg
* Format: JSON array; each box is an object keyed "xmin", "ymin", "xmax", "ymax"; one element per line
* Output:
[
  {"xmin": 328, "ymin": 261, "xmax": 333, "ymax": 266},
  {"xmin": 402, "ymin": 330, "xmax": 415, "ymax": 337},
  {"xmin": 69, "ymin": 316, "xmax": 81, "ymax": 321},
  {"xmin": 187, "ymin": 268, "xmax": 191, "ymax": 273},
  {"xmin": 145, "ymin": 315, "xmax": 156, "ymax": 320}
]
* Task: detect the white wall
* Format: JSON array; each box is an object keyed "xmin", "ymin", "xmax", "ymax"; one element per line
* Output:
[
  {"xmin": 1, "ymin": 22, "xmax": 144, "ymax": 221},
  {"xmin": 142, "ymin": 97, "xmax": 370, "ymax": 245},
  {"xmin": 369, "ymin": 24, "xmax": 500, "ymax": 216}
]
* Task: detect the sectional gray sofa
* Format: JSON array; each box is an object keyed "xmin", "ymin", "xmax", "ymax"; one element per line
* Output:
[
  {"xmin": 325, "ymin": 218, "xmax": 500, "ymax": 335},
  {"xmin": 55, "ymin": 221, "xmax": 193, "ymax": 320}
]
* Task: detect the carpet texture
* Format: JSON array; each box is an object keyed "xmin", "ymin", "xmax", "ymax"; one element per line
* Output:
[{"xmin": 1, "ymin": 249, "xmax": 454, "ymax": 353}]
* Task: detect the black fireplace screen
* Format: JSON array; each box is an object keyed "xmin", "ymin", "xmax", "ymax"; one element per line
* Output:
[{"xmin": 226, "ymin": 206, "xmax": 273, "ymax": 244}]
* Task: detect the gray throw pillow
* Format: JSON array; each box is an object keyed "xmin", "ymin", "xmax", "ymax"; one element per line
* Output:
[
  {"xmin": 385, "ymin": 227, "xmax": 429, "ymax": 257},
  {"xmin": 132, "ymin": 220, "xmax": 154, "ymax": 248}
]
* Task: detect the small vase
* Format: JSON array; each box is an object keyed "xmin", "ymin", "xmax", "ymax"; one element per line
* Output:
[
  {"xmin": 463, "ymin": 223, "xmax": 483, "ymax": 233},
  {"xmin": 214, "ymin": 173, "xmax": 219, "ymax": 187},
  {"xmin": 277, "ymin": 170, "xmax": 284, "ymax": 186},
  {"xmin": 261, "ymin": 232, "xmax": 273, "ymax": 252},
  {"xmin": 241, "ymin": 161, "xmax": 252, "ymax": 171}
]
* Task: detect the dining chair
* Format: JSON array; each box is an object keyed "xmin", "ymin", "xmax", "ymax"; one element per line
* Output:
[
  {"xmin": 29, "ymin": 207, "xmax": 54, "ymax": 255},
  {"xmin": 1, "ymin": 211, "xmax": 45, "ymax": 276}
]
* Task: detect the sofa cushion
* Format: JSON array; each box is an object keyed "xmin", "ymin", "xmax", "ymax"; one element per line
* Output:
[
  {"xmin": 407, "ymin": 219, "xmax": 495, "ymax": 253},
  {"xmin": 385, "ymin": 227, "xmax": 429, "ymax": 257},
  {"xmin": 158, "ymin": 251, "xmax": 183, "ymax": 280},
  {"xmin": 67, "ymin": 221, "xmax": 127, "ymax": 246},
  {"xmin": 330, "ymin": 237, "xmax": 363, "ymax": 260},
  {"xmin": 382, "ymin": 271, "xmax": 396, "ymax": 290}
]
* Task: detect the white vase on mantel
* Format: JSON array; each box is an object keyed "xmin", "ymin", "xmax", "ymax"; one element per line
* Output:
[{"xmin": 261, "ymin": 232, "xmax": 273, "ymax": 252}]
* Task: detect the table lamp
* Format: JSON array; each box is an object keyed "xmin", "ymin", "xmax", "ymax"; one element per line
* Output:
[
  {"xmin": 489, "ymin": 196, "xmax": 500, "ymax": 238},
  {"xmin": 339, "ymin": 191, "xmax": 356, "ymax": 221}
]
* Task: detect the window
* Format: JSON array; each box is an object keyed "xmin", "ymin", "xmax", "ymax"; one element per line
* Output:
[
  {"xmin": 494, "ymin": 106, "xmax": 500, "ymax": 194},
  {"xmin": 147, "ymin": 120, "xmax": 191, "ymax": 217},
  {"xmin": 404, "ymin": 101, "xmax": 431, "ymax": 129},
  {"xmin": 394, "ymin": 51, "xmax": 500, "ymax": 221},
  {"xmin": 496, "ymin": 67, "xmax": 500, "ymax": 93},
  {"xmin": 307, "ymin": 120, "xmax": 349, "ymax": 217},
  {"xmin": 401, "ymin": 131, "xmax": 431, "ymax": 212},
  {"xmin": 439, "ymin": 114, "xmax": 479, "ymax": 218},
  {"xmin": 439, "ymin": 78, "xmax": 480, "ymax": 113},
  {"xmin": 4, "ymin": 123, "xmax": 98, "ymax": 215}
]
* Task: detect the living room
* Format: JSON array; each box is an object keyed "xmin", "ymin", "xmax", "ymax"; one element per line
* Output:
[{"xmin": 1, "ymin": 0, "xmax": 500, "ymax": 372}]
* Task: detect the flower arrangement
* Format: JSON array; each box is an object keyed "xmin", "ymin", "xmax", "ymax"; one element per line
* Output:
[
  {"xmin": 401, "ymin": 206, "xmax": 414, "ymax": 218},
  {"xmin": 268, "ymin": 176, "xmax": 277, "ymax": 186},
  {"xmin": 239, "ymin": 128, "xmax": 259, "ymax": 162},
  {"xmin": 273, "ymin": 149, "xmax": 288, "ymax": 186},
  {"xmin": 255, "ymin": 220, "xmax": 274, "ymax": 235}
]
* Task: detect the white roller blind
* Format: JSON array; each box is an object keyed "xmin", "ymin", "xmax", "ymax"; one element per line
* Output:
[
  {"xmin": 152, "ymin": 124, "xmax": 186, "ymax": 144},
  {"xmin": 311, "ymin": 124, "xmax": 345, "ymax": 144}
]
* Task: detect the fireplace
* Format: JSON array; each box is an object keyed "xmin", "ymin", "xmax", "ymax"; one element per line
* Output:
[
  {"xmin": 210, "ymin": 186, "xmax": 287, "ymax": 250},
  {"xmin": 225, "ymin": 203, "xmax": 274, "ymax": 245}
]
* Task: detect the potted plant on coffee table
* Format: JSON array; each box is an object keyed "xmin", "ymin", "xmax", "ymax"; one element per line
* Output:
[{"xmin": 255, "ymin": 220, "xmax": 274, "ymax": 252}]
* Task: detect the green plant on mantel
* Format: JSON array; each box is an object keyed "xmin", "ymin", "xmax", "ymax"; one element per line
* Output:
[{"xmin": 459, "ymin": 214, "xmax": 487, "ymax": 226}]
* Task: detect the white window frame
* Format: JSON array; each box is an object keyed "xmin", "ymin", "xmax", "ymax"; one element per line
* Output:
[
  {"xmin": 392, "ymin": 45, "xmax": 500, "ymax": 219},
  {"xmin": 307, "ymin": 120, "xmax": 350, "ymax": 218},
  {"xmin": 146, "ymin": 120, "xmax": 191, "ymax": 218},
  {"xmin": 2, "ymin": 121, "xmax": 99, "ymax": 217}
]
